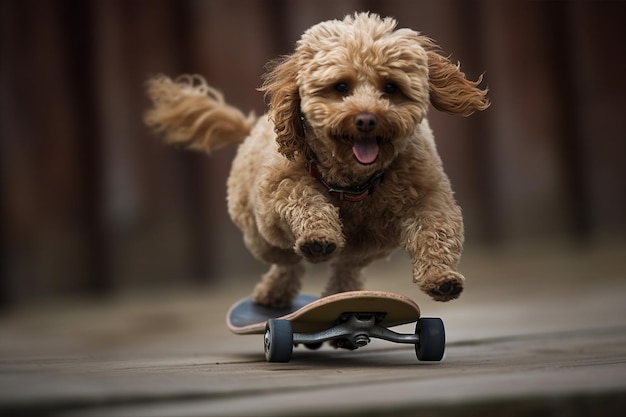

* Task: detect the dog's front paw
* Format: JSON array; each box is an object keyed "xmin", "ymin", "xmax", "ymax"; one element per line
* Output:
[
  {"xmin": 428, "ymin": 278, "xmax": 463, "ymax": 301},
  {"xmin": 297, "ymin": 239, "xmax": 338, "ymax": 263},
  {"xmin": 418, "ymin": 270, "xmax": 464, "ymax": 302}
]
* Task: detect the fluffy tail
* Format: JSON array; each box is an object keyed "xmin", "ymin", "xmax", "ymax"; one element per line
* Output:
[{"xmin": 144, "ymin": 74, "xmax": 256, "ymax": 153}]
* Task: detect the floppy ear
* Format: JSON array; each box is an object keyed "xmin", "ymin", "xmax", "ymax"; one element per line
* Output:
[
  {"xmin": 258, "ymin": 54, "xmax": 306, "ymax": 160},
  {"xmin": 425, "ymin": 43, "xmax": 490, "ymax": 116}
]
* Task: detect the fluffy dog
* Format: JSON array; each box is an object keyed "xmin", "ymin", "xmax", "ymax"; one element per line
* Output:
[{"xmin": 145, "ymin": 13, "xmax": 489, "ymax": 308}]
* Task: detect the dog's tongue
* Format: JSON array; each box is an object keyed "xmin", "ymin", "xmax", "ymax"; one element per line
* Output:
[{"xmin": 352, "ymin": 137, "xmax": 379, "ymax": 164}]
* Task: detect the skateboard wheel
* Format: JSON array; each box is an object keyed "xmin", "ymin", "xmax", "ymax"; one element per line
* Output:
[
  {"xmin": 264, "ymin": 319, "xmax": 293, "ymax": 362},
  {"xmin": 415, "ymin": 317, "xmax": 445, "ymax": 361}
]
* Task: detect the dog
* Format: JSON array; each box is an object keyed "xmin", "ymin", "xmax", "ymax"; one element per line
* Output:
[{"xmin": 145, "ymin": 12, "xmax": 489, "ymax": 308}]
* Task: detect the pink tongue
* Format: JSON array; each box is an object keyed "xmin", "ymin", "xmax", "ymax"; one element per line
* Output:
[{"xmin": 352, "ymin": 138, "xmax": 379, "ymax": 164}]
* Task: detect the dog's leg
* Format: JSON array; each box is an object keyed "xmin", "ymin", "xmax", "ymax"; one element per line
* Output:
[
  {"xmin": 291, "ymin": 203, "xmax": 345, "ymax": 263},
  {"xmin": 403, "ymin": 194, "xmax": 465, "ymax": 302},
  {"xmin": 239, "ymin": 226, "xmax": 305, "ymax": 308},
  {"xmin": 285, "ymin": 198, "xmax": 345, "ymax": 264},
  {"xmin": 322, "ymin": 258, "xmax": 367, "ymax": 297},
  {"xmin": 258, "ymin": 181, "xmax": 345, "ymax": 264},
  {"xmin": 252, "ymin": 262, "xmax": 305, "ymax": 308}
]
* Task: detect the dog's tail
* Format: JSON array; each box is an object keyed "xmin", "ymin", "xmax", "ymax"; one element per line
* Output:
[{"xmin": 144, "ymin": 74, "xmax": 256, "ymax": 153}]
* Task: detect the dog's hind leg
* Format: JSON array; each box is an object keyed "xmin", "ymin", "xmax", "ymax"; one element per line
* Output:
[
  {"xmin": 252, "ymin": 262, "xmax": 305, "ymax": 308},
  {"xmin": 241, "ymin": 228, "xmax": 305, "ymax": 308},
  {"xmin": 322, "ymin": 258, "xmax": 367, "ymax": 297}
]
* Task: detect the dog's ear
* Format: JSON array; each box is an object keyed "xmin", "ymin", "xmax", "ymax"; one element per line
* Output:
[
  {"xmin": 259, "ymin": 54, "xmax": 306, "ymax": 160},
  {"xmin": 422, "ymin": 40, "xmax": 490, "ymax": 116}
]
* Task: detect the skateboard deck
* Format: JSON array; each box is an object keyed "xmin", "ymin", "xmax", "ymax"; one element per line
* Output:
[
  {"xmin": 226, "ymin": 290, "xmax": 446, "ymax": 363},
  {"xmin": 226, "ymin": 290, "xmax": 421, "ymax": 334}
]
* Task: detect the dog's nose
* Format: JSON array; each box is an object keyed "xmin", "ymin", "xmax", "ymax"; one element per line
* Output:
[{"xmin": 354, "ymin": 113, "xmax": 377, "ymax": 133}]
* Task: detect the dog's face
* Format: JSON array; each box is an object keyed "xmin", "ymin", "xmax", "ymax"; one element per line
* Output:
[
  {"xmin": 261, "ymin": 13, "xmax": 489, "ymax": 183},
  {"xmin": 296, "ymin": 15, "xmax": 431, "ymax": 179}
]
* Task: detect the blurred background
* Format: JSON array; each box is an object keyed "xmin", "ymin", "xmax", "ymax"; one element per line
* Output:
[{"xmin": 1, "ymin": 0, "xmax": 624, "ymax": 308}]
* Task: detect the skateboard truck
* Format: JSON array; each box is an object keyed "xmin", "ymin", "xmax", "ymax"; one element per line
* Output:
[{"xmin": 292, "ymin": 313, "xmax": 420, "ymax": 349}]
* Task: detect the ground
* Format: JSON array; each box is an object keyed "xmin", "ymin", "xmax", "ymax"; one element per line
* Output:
[{"xmin": 0, "ymin": 240, "xmax": 624, "ymax": 416}]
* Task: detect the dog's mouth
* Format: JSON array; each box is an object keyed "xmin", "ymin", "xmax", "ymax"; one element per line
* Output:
[{"xmin": 334, "ymin": 134, "xmax": 380, "ymax": 165}]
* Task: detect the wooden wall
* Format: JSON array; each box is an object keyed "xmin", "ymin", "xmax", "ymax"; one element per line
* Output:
[{"xmin": 1, "ymin": 0, "xmax": 624, "ymax": 306}]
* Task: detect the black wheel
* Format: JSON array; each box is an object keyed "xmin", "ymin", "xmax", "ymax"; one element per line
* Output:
[
  {"xmin": 264, "ymin": 319, "xmax": 293, "ymax": 362},
  {"xmin": 415, "ymin": 317, "xmax": 445, "ymax": 361}
]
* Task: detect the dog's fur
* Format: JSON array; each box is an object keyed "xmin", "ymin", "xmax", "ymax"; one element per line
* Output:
[{"xmin": 145, "ymin": 13, "xmax": 489, "ymax": 308}]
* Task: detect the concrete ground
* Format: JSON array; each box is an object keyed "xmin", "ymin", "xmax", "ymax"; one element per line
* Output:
[{"xmin": 0, "ymin": 240, "xmax": 624, "ymax": 416}]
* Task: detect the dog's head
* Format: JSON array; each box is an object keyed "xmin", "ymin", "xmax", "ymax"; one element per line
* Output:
[{"xmin": 260, "ymin": 13, "xmax": 489, "ymax": 182}]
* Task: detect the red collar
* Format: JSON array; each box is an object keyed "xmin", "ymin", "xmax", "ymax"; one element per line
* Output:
[{"xmin": 304, "ymin": 153, "xmax": 384, "ymax": 202}]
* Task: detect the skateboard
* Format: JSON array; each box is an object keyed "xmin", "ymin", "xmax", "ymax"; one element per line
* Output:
[{"xmin": 226, "ymin": 290, "xmax": 445, "ymax": 363}]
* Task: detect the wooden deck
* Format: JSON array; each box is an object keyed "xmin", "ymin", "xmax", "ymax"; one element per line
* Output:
[{"xmin": 1, "ymin": 242, "xmax": 624, "ymax": 416}]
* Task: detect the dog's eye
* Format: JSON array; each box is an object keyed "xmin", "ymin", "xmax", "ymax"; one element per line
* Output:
[
  {"xmin": 334, "ymin": 82, "xmax": 350, "ymax": 94},
  {"xmin": 383, "ymin": 83, "xmax": 398, "ymax": 95}
]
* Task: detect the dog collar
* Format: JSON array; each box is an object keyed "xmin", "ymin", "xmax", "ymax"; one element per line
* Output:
[{"xmin": 304, "ymin": 153, "xmax": 384, "ymax": 202}]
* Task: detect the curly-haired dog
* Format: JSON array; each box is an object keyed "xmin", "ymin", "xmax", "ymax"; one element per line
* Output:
[{"xmin": 145, "ymin": 13, "xmax": 489, "ymax": 308}]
